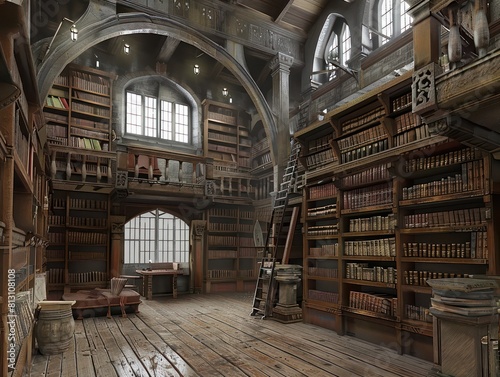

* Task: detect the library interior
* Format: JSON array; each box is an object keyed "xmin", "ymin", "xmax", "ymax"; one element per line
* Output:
[{"xmin": 1, "ymin": 0, "xmax": 500, "ymax": 376}]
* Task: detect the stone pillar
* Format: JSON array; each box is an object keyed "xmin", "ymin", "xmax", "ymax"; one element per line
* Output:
[
  {"xmin": 272, "ymin": 264, "xmax": 302, "ymax": 323},
  {"xmin": 110, "ymin": 216, "xmax": 126, "ymax": 278},
  {"xmin": 191, "ymin": 220, "xmax": 206, "ymax": 293},
  {"xmin": 269, "ymin": 53, "xmax": 294, "ymax": 193}
]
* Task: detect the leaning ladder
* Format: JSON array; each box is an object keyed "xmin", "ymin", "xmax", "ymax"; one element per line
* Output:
[{"xmin": 251, "ymin": 139, "xmax": 301, "ymax": 317}]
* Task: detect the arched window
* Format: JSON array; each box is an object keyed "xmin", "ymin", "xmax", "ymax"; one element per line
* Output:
[
  {"xmin": 323, "ymin": 20, "xmax": 351, "ymax": 81},
  {"xmin": 378, "ymin": 0, "xmax": 413, "ymax": 45},
  {"xmin": 124, "ymin": 209, "xmax": 189, "ymax": 264},
  {"xmin": 125, "ymin": 80, "xmax": 190, "ymax": 143}
]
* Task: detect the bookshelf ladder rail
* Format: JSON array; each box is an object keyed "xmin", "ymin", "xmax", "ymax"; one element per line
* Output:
[{"xmin": 250, "ymin": 139, "xmax": 301, "ymax": 317}]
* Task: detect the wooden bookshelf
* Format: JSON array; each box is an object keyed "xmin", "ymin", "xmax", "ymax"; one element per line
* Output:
[
  {"xmin": 205, "ymin": 204, "xmax": 258, "ymax": 292},
  {"xmin": 295, "ymin": 75, "xmax": 500, "ymax": 362},
  {"xmin": 44, "ymin": 64, "xmax": 114, "ymax": 184},
  {"xmin": 46, "ymin": 191, "xmax": 110, "ymax": 296}
]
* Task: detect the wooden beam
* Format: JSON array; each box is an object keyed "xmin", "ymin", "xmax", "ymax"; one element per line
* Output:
[
  {"xmin": 275, "ymin": 0, "xmax": 295, "ymax": 24},
  {"xmin": 156, "ymin": 36, "xmax": 180, "ymax": 63}
]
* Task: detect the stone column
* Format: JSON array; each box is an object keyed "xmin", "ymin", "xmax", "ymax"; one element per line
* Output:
[
  {"xmin": 110, "ymin": 216, "xmax": 126, "ymax": 278},
  {"xmin": 191, "ymin": 220, "xmax": 206, "ymax": 293},
  {"xmin": 269, "ymin": 53, "xmax": 294, "ymax": 193}
]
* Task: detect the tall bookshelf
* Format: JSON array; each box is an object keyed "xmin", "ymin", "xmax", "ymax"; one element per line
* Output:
[
  {"xmin": 46, "ymin": 191, "xmax": 110, "ymax": 297},
  {"xmin": 205, "ymin": 204, "xmax": 258, "ymax": 292},
  {"xmin": 44, "ymin": 64, "xmax": 114, "ymax": 183},
  {"xmin": 295, "ymin": 73, "xmax": 500, "ymax": 361}
]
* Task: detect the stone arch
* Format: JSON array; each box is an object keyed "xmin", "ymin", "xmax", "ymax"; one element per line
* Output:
[{"xmin": 37, "ymin": 11, "xmax": 277, "ymax": 159}]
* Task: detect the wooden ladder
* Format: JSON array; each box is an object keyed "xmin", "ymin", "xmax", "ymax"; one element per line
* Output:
[{"xmin": 251, "ymin": 139, "xmax": 301, "ymax": 317}]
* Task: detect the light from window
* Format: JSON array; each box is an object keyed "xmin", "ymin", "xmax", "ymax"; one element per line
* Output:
[
  {"xmin": 126, "ymin": 92, "xmax": 142, "ymax": 135},
  {"xmin": 400, "ymin": 0, "xmax": 413, "ymax": 33},
  {"xmin": 175, "ymin": 104, "xmax": 189, "ymax": 143},
  {"xmin": 144, "ymin": 96, "xmax": 157, "ymax": 138},
  {"xmin": 341, "ymin": 25, "xmax": 351, "ymax": 65},
  {"xmin": 160, "ymin": 100, "xmax": 173, "ymax": 140},
  {"xmin": 381, "ymin": 0, "xmax": 393, "ymax": 44},
  {"xmin": 126, "ymin": 90, "xmax": 190, "ymax": 143},
  {"xmin": 124, "ymin": 209, "xmax": 190, "ymax": 264}
]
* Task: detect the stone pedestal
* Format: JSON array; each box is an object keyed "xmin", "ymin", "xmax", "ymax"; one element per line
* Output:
[{"xmin": 272, "ymin": 264, "xmax": 302, "ymax": 323}]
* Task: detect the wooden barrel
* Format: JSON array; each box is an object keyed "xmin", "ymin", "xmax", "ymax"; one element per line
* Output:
[{"xmin": 35, "ymin": 301, "xmax": 75, "ymax": 355}]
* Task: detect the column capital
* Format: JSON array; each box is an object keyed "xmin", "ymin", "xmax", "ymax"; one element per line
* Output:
[
  {"xmin": 269, "ymin": 52, "xmax": 294, "ymax": 72},
  {"xmin": 191, "ymin": 220, "xmax": 207, "ymax": 239}
]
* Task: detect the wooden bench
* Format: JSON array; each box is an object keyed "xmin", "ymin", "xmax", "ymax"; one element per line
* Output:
[{"xmin": 136, "ymin": 262, "xmax": 183, "ymax": 299}]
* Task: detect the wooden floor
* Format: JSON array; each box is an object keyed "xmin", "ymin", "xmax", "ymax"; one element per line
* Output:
[{"xmin": 31, "ymin": 293, "xmax": 433, "ymax": 376}]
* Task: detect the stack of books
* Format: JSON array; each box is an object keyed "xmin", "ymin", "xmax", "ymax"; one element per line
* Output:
[{"xmin": 427, "ymin": 278, "xmax": 499, "ymax": 317}]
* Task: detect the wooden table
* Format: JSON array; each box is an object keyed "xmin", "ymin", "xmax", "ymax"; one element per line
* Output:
[{"xmin": 136, "ymin": 269, "xmax": 184, "ymax": 299}]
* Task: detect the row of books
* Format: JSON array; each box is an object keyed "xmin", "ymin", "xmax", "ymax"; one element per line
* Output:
[
  {"xmin": 239, "ymin": 269, "xmax": 256, "ymax": 278},
  {"xmin": 349, "ymin": 291, "xmax": 397, "ymax": 317},
  {"xmin": 404, "ymin": 270, "xmax": 471, "ymax": 286},
  {"xmin": 394, "ymin": 109, "xmax": 419, "ymax": 133},
  {"xmin": 239, "ymin": 224, "xmax": 254, "ymax": 233},
  {"xmin": 72, "ymin": 117, "xmax": 109, "ymax": 130},
  {"xmin": 240, "ymin": 210, "xmax": 254, "ymax": 219},
  {"xmin": 207, "ymin": 269, "xmax": 238, "ymax": 279},
  {"xmin": 47, "ymin": 268, "xmax": 65, "ymax": 284},
  {"xmin": 348, "ymin": 214, "xmax": 396, "ymax": 232},
  {"xmin": 208, "ymin": 208, "xmax": 238, "ymax": 217},
  {"xmin": 68, "ymin": 217, "xmax": 107, "ymax": 228},
  {"xmin": 70, "ymin": 250, "xmax": 106, "ymax": 260},
  {"xmin": 47, "ymin": 124, "xmax": 68, "ymax": 139},
  {"xmin": 306, "ymin": 148, "xmax": 335, "ymax": 169},
  {"xmin": 393, "ymin": 124, "xmax": 430, "ymax": 147},
  {"xmin": 239, "ymin": 237, "xmax": 255, "ymax": 247},
  {"xmin": 73, "ymin": 90, "xmax": 111, "ymax": 106},
  {"xmin": 239, "ymin": 248, "xmax": 258, "ymax": 257},
  {"xmin": 208, "ymin": 250, "xmax": 237, "ymax": 258},
  {"xmin": 208, "ymin": 131, "xmax": 237, "ymax": 144},
  {"xmin": 307, "ymin": 224, "xmax": 338, "ymax": 236},
  {"xmin": 341, "ymin": 106, "xmax": 385, "ymax": 133},
  {"xmin": 344, "ymin": 237, "xmax": 396, "ymax": 257},
  {"xmin": 48, "ymin": 232, "xmax": 64, "ymax": 244},
  {"xmin": 209, "ymin": 223, "xmax": 238, "ymax": 232},
  {"xmin": 404, "ymin": 208, "xmax": 488, "ymax": 228},
  {"xmin": 340, "ymin": 164, "xmax": 391, "ymax": 188},
  {"xmin": 239, "ymin": 157, "xmax": 251, "ymax": 168},
  {"xmin": 46, "ymin": 95, "xmax": 69, "ymax": 109},
  {"xmin": 404, "ymin": 147, "xmax": 482, "ymax": 172},
  {"xmin": 49, "ymin": 215, "xmax": 65, "ymax": 226},
  {"xmin": 403, "ymin": 176, "xmax": 472, "ymax": 201},
  {"xmin": 68, "ymin": 270, "xmax": 108, "ymax": 284},
  {"xmin": 307, "ymin": 267, "xmax": 338, "ymax": 278},
  {"xmin": 340, "ymin": 139, "xmax": 389, "ymax": 164},
  {"xmin": 69, "ymin": 198, "xmax": 108, "ymax": 210},
  {"xmin": 405, "ymin": 304, "xmax": 432, "ymax": 323},
  {"xmin": 207, "ymin": 235, "xmax": 237, "ymax": 246},
  {"xmin": 72, "ymin": 102, "xmax": 110, "ymax": 118},
  {"xmin": 343, "ymin": 182, "xmax": 393, "ymax": 210},
  {"xmin": 392, "ymin": 92, "xmax": 412, "ymax": 112},
  {"xmin": 71, "ymin": 125, "xmax": 109, "ymax": 140},
  {"xmin": 46, "ymin": 249, "xmax": 65, "ymax": 259},
  {"xmin": 308, "ymin": 289, "xmax": 339, "ymax": 304},
  {"xmin": 67, "ymin": 231, "xmax": 107, "ymax": 244},
  {"xmin": 308, "ymin": 134, "xmax": 332, "ymax": 154},
  {"xmin": 338, "ymin": 124, "xmax": 386, "ymax": 151},
  {"xmin": 209, "ymin": 143, "xmax": 237, "ymax": 154},
  {"xmin": 308, "ymin": 181, "xmax": 337, "ymax": 200},
  {"xmin": 345, "ymin": 264, "xmax": 397, "ymax": 284},
  {"xmin": 307, "ymin": 203, "xmax": 337, "ymax": 217},
  {"xmin": 309, "ymin": 243, "xmax": 338, "ymax": 257},
  {"xmin": 72, "ymin": 71, "xmax": 110, "ymax": 95},
  {"xmin": 402, "ymin": 237, "xmax": 488, "ymax": 259},
  {"xmin": 208, "ymin": 110, "xmax": 236, "ymax": 125},
  {"xmin": 70, "ymin": 136, "xmax": 108, "ymax": 151}
]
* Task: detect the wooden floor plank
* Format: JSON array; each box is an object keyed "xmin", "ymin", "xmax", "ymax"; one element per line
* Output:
[{"xmin": 31, "ymin": 293, "xmax": 433, "ymax": 376}]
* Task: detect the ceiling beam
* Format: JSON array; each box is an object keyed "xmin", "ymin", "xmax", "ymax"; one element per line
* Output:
[
  {"xmin": 275, "ymin": 0, "xmax": 295, "ymax": 24},
  {"xmin": 156, "ymin": 36, "xmax": 180, "ymax": 63}
]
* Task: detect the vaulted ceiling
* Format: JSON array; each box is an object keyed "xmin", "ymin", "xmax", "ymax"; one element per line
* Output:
[{"xmin": 32, "ymin": 0, "xmax": 330, "ymax": 108}]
